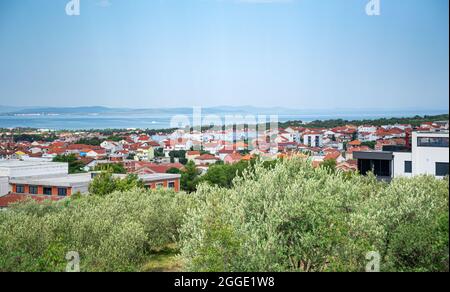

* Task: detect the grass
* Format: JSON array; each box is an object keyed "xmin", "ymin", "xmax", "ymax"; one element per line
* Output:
[{"xmin": 141, "ymin": 244, "xmax": 183, "ymax": 272}]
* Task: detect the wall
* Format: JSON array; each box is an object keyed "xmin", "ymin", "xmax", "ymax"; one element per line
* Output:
[
  {"xmin": 412, "ymin": 132, "xmax": 449, "ymax": 177},
  {"xmin": 0, "ymin": 162, "xmax": 68, "ymax": 178},
  {"xmin": 146, "ymin": 179, "xmax": 180, "ymax": 192},
  {"xmin": 393, "ymin": 152, "xmax": 413, "ymax": 178},
  {"xmin": 0, "ymin": 176, "xmax": 9, "ymax": 197}
]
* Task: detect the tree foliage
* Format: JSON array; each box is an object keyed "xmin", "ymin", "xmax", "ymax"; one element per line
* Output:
[
  {"xmin": 0, "ymin": 189, "xmax": 192, "ymax": 272},
  {"xmin": 179, "ymin": 158, "xmax": 449, "ymax": 272},
  {"xmin": 52, "ymin": 154, "xmax": 85, "ymax": 174},
  {"xmin": 0, "ymin": 158, "xmax": 447, "ymax": 272},
  {"xmin": 88, "ymin": 172, "xmax": 144, "ymax": 196}
]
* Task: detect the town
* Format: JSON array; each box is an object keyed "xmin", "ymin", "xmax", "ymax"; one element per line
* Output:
[{"xmin": 0, "ymin": 114, "xmax": 448, "ymax": 208}]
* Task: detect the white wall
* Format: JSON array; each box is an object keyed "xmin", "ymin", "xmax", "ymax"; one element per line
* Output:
[
  {"xmin": 0, "ymin": 176, "xmax": 9, "ymax": 196},
  {"xmin": 393, "ymin": 152, "xmax": 413, "ymax": 178},
  {"xmin": 412, "ymin": 132, "xmax": 449, "ymax": 177},
  {"xmin": 0, "ymin": 162, "xmax": 68, "ymax": 178}
]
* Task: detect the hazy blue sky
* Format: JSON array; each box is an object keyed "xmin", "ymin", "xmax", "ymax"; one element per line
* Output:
[{"xmin": 0, "ymin": 0, "xmax": 448, "ymax": 109}]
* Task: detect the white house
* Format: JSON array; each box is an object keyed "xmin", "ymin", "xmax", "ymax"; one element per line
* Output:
[
  {"xmin": 394, "ymin": 131, "xmax": 449, "ymax": 178},
  {"xmin": 100, "ymin": 141, "xmax": 123, "ymax": 154},
  {"xmin": 354, "ymin": 131, "xmax": 449, "ymax": 180}
]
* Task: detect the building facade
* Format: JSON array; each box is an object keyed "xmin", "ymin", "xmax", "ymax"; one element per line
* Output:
[{"xmin": 354, "ymin": 131, "xmax": 449, "ymax": 179}]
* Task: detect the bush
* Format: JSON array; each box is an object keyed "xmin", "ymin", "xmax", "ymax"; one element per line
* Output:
[
  {"xmin": 0, "ymin": 188, "xmax": 192, "ymax": 272},
  {"xmin": 179, "ymin": 158, "xmax": 449, "ymax": 272}
]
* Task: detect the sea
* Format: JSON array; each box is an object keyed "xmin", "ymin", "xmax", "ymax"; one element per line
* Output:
[{"xmin": 0, "ymin": 110, "xmax": 446, "ymax": 131}]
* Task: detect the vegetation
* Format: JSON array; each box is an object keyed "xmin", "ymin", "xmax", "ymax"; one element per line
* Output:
[
  {"xmin": 88, "ymin": 172, "xmax": 144, "ymax": 197},
  {"xmin": 169, "ymin": 150, "xmax": 188, "ymax": 165},
  {"xmin": 0, "ymin": 188, "xmax": 191, "ymax": 272},
  {"xmin": 94, "ymin": 163, "xmax": 126, "ymax": 174},
  {"xmin": 179, "ymin": 159, "xmax": 449, "ymax": 272},
  {"xmin": 52, "ymin": 154, "xmax": 85, "ymax": 174},
  {"xmin": 278, "ymin": 114, "xmax": 449, "ymax": 129},
  {"xmin": 361, "ymin": 141, "xmax": 377, "ymax": 150},
  {"xmin": 0, "ymin": 159, "xmax": 448, "ymax": 272},
  {"xmin": 77, "ymin": 138, "xmax": 103, "ymax": 146}
]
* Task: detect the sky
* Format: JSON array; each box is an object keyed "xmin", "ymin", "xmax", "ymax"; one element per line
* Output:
[{"xmin": 0, "ymin": 0, "xmax": 448, "ymax": 110}]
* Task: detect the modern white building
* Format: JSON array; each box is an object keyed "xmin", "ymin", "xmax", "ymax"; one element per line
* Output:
[{"xmin": 354, "ymin": 131, "xmax": 449, "ymax": 180}]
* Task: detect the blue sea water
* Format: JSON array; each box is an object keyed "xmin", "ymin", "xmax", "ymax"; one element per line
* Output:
[{"xmin": 0, "ymin": 110, "xmax": 446, "ymax": 130}]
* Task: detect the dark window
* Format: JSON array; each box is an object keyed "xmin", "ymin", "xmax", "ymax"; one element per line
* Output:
[
  {"xmin": 29, "ymin": 185, "xmax": 38, "ymax": 194},
  {"xmin": 308, "ymin": 136, "xmax": 312, "ymax": 146},
  {"xmin": 315, "ymin": 136, "xmax": 320, "ymax": 147},
  {"xmin": 417, "ymin": 137, "xmax": 449, "ymax": 148},
  {"xmin": 404, "ymin": 161, "xmax": 412, "ymax": 173},
  {"xmin": 168, "ymin": 182, "xmax": 175, "ymax": 189},
  {"xmin": 57, "ymin": 188, "xmax": 67, "ymax": 197},
  {"xmin": 358, "ymin": 159, "xmax": 392, "ymax": 177},
  {"xmin": 43, "ymin": 187, "xmax": 52, "ymax": 196},
  {"xmin": 436, "ymin": 163, "xmax": 449, "ymax": 177},
  {"xmin": 16, "ymin": 185, "xmax": 25, "ymax": 194}
]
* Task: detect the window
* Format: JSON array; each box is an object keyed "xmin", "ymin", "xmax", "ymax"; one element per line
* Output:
[
  {"xmin": 404, "ymin": 161, "xmax": 412, "ymax": 173},
  {"xmin": 57, "ymin": 188, "xmax": 67, "ymax": 197},
  {"xmin": 436, "ymin": 163, "xmax": 449, "ymax": 177},
  {"xmin": 16, "ymin": 185, "xmax": 25, "ymax": 194},
  {"xmin": 43, "ymin": 187, "xmax": 52, "ymax": 196},
  {"xmin": 417, "ymin": 137, "xmax": 449, "ymax": 148},
  {"xmin": 29, "ymin": 185, "xmax": 38, "ymax": 194},
  {"xmin": 168, "ymin": 182, "xmax": 175, "ymax": 189},
  {"xmin": 315, "ymin": 136, "xmax": 320, "ymax": 147},
  {"xmin": 156, "ymin": 183, "xmax": 164, "ymax": 189}
]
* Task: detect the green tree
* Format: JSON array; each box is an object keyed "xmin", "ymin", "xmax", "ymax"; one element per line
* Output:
[
  {"xmin": 52, "ymin": 154, "xmax": 85, "ymax": 174},
  {"xmin": 88, "ymin": 172, "xmax": 144, "ymax": 196},
  {"xmin": 361, "ymin": 141, "xmax": 377, "ymax": 150},
  {"xmin": 94, "ymin": 163, "xmax": 126, "ymax": 174},
  {"xmin": 320, "ymin": 159, "xmax": 337, "ymax": 173},
  {"xmin": 180, "ymin": 161, "xmax": 200, "ymax": 193}
]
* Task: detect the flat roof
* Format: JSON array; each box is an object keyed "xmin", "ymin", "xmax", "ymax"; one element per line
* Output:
[
  {"xmin": 353, "ymin": 151, "xmax": 394, "ymax": 161},
  {"xmin": 0, "ymin": 160, "xmax": 67, "ymax": 169},
  {"xmin": 139, "ymin": 173, "xmax": 181, "ymax": 182},
  {"xmin": 10, "ymin": 173, "xmax": 91, "ymax": 187}
]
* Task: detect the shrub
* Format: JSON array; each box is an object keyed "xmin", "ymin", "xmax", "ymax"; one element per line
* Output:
[
  {"xmin": 179, "ymin": 158, "xmax": 449, "ymax": 272},
  {"xmin": 0, "ymin": 188, "xmax": 192, "ymax": 272}
]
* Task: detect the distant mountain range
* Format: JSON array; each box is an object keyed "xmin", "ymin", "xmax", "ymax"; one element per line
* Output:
[{"xmin": 0, "ymin": 105, "xmax": 447, "ymax": 117}]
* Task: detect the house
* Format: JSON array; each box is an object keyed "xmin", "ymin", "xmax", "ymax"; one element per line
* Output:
[
  {"xmin": 194, "ymin": 154, "xmax": 219, "ymax": 165},
  {"xmin": 337, "ymin": 160, "xmax": 358, "ymax": 172},
  {"xmin": 186, "ymin": 151, "xmax": 201, "ymax": 162},
  {"xmin": 86, "ymin": 149, "xmax": 107, "ymax": 159},
  {"xmin": 100, "ymin": 140, "xmax": 123, "ymax": 154},
  {"xmin": 135, "ymin": 145, "xmax": 155, "ymax": 161},
  {"xmin": 324, "ymin": 151, "xmax": 346, "ymax": 163},
  {"xmin": 354, "ymin": 131, "xmax": 449, "ymax": 180},
  {"xmin": 202, "ymin": 142, "xmax": 223, "ymax": 155},
  {"xmin": 224, "ymin": 152, "xmax": 243, "ymax": 164},
  {"xmin": 131, "ymin": 162, "xmax": 184, "ymax": 175},
  {"xmin": 346, "ymin": 146, "xmax": 371, "ymax": 160}
]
